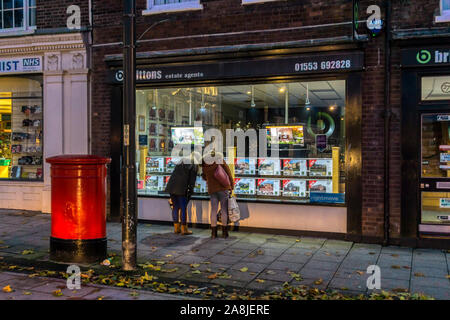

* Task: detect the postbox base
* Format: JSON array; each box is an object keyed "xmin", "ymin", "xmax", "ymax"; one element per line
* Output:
[{"xmin": 50, "ymin": 237, "xmax": 107, "ymax": 264}]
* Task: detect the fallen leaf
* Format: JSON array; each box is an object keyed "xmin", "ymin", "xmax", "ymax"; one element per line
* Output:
[
  {"xmin": 391, "ymin": 265, "xmax": 401, "ymax": 269},
  {"xmin": 207, "ymin": 273, "xmax": 218, "ymax": 279},
  {"xmin": 130, "ymin": 291, "xmax": 139, "ymax": 297},
  {"xmin": 21, "ymin": 249, "xmax": 34, "ymax": 255},
  {"xmin": 23, "ymin": 291, "xmax": 32, "ymax": 296},
  {"xmin": 414, "ymin": 272, "xmax": 425, "ymax": 277},
  {"xmin": 392, "ymin": 288, "xmax": 408, "ymax": 293},
  {"xmin": 314, "ymin": 279, "xmax": 323, "ymax": 285},
  {"xmin": 296, "ymin": 239, "xmax": 301, "ymax": 242},
  {"xmin": 255, "ymin": 279, "xmax": 265, "ymax": 283},
  {"xmin": 101, "ymin": 259, "xmax": 111, "ymax": 266},
  {"xmin": 266, "ymin": 270, "xmax": 276, "ymax": 275},
  {"xmin": 2, "ymin": 285, "xmax": 13, "ymax": 293},
  {"xmin": 97, "ymin": 296, "xmax": 105, "ymax": 300},
  {"xmin": 240, "ymin": 267, "xmax": 249, "ymax": 273},
  {"xmin": 356, "ymin": 270, "xmax": 364, "ymax": 275},
  {"xmin": 190, "ymin": 264, "xmax": 200, "ymax": 268},
  {"xmin": 192, "ymin": 270, "xmax": 201, "ymax": 274},
  {"xmin": 52, "ymin": 290, "xmax": 63, "ymax": 297},
  {"xmin": 391, "ymin": 254, "xmax": 399, "ymax": 257},
  {"xmin": 446, "ymin": 275, "xmax": 450, "ymax": 279},
  {"xmin": 402, "ymin": 266, "xmax": 411, "ymax": 269}
]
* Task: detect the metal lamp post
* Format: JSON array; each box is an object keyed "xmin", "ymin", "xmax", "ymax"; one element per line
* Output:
[{"xmin": 122, "ymin": 0, "xmax": 137, "ymax": 271}]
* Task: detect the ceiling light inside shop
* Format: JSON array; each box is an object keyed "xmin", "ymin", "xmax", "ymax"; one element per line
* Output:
[{"xmin": 279, "ymin": 87, "xmax": 286, "ymax": 94}]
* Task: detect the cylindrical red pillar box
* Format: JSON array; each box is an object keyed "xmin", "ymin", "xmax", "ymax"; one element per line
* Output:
[{"xmin": 46, "ymin": 155, "xmax": 111, "ymax": 263}]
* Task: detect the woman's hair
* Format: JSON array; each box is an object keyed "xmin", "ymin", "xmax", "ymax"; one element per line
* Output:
[{"xmin": 202, "ymin": 151, "xmax": 224, "ymax": 165}]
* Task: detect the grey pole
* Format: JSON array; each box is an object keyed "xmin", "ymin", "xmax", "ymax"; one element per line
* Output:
[{"xmin": 122, "ymin": 0, "xmax": 137, "ymax": 271}]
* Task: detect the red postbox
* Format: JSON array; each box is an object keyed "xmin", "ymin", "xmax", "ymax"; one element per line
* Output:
[{"xmin": 46, "ymin": 155, "xmax": 111, "ymax": 263}]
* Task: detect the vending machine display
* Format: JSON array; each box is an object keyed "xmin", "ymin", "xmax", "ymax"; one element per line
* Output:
[
  {"xmin": 234, "ymin": 178, "xmax": 257, "ymax": 195},
  {"xmin": 282, "ymin": 159, "xmax": 308, "ymax": 176},
  {"xmin": 257, "ymin": 179, "xmax": 281, "ymax": 196},
  {"xmin": 258, "ymin": 159, "xmax": 281, "ymax": 176},
  {"xmin": 308, "ymin": 159, "xmax": 333, "ymax": 177},
  {"xmin": 282, "ymin": 180, "xmax": 307, "ymax": 197}
]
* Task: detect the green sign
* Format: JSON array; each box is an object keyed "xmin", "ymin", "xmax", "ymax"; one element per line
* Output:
[{"xmin": 416, "ymin": 50, "xmax": 432, "ymax": 64}]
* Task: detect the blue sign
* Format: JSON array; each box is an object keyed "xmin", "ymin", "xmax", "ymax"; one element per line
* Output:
[
  {"xmin": 0, "ymin": 56, "xmax": 42, "ymax": 73},
  {"xmin": 310, "ymin": 192, "xmax": 345, "ymax": 204},
  {"xmin": 139, "ymin": 135, "xmax": 148, "ymax": 146}
]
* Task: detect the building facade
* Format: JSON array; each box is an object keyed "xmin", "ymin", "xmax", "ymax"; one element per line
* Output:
[
  {"xmin": 1, "ymin": 0, "xmax": 450, "ymax": 249},
  {"xmin": 0, "ymin": 0, "xmax": 91, "ymax": 212},
  {"xmin": 90, "ymin": 0, "xmax": 450, "ymax": 248}
]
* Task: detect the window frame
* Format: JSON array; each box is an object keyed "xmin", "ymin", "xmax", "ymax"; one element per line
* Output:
[
  {"xmin": 436, "ymin": 0, "xmax": 450, "ymax": 23},
  {"xmin": 143, "ymin": 0, "xmax": 203, "ymax": 16},
  {"xmin": 0, "ymin": 0, "xmax": 37, "ymax": 34}
]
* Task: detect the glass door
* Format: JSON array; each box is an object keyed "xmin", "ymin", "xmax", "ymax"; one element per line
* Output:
[{"xmin": 420, "ymin": 113, "xmax": 450, "ymax": 233}]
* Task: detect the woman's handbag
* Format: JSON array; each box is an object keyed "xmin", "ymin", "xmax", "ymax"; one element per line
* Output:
[
  {"xmin": 228, "ymin": 195, "xmax": 241, "ymax": 223},
  {"xmin": 214, "ymin": 164, "xmax": 230, "ymax": 187}
]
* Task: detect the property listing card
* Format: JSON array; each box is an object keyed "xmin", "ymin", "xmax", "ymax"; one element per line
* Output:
[
  {"xmin": 257, "ymin": 179, "xmax": 281, "ymax": 196},
  {"xmin": 146, "ymin": 157, "xmax": 165, "ymax": 173},
  {"xmin": 145, "ymin": 175, "xmax": 164, "ymax": 192},
  {"xmin": 282, "ymin": 159, "xmax": 308, "ymax": 176},
  {"xmin": 308, "ymin": 159, "xmax": 333, "ymax": 177},
  {"xmin": 258, "ymin": 158, "xmax": 281, "ymax": 176},
  {"xmin": 282, "ymin": 179, "xmax": 307, "ymax": 197},
  {"xmin": 234, "ymin": 178, "xmax": 256, "ymax": 195},
  {"xmin": 308, "ymin": 179, "xmax": 333, "ymax": 193},
  {"xmin": 235, "ymin": 158, "xmax": 257, "ymax": 175}
]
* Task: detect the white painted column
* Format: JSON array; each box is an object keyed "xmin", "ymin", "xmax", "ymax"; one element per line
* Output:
[{"xmin": 42, "ymin": 70, "xmax": 64, "ymax": 213}]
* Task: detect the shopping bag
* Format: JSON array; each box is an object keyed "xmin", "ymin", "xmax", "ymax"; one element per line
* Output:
[{"xmin": 228, "ymin": 195, "xmax": 241, "ymax": 223}]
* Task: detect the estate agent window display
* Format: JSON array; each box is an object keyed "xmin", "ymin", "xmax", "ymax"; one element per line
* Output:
[{"xmin": 135, "ymin": 80, "xmax": 347, "ymax": 206}]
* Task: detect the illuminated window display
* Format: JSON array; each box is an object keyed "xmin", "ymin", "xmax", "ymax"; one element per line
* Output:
[
  {"xmin": 136, "ymin": 80, "xmax": 346, "ymax": 205},
  {"xmin": 0, "ymin": 75, "xmax": 43, "ymax": 181}
]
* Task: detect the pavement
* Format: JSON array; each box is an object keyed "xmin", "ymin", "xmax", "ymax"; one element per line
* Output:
[
  {"xmin": 0, "ymin": 209, "xmax": 449, "ymax": 300},
  {"xmin": 0, "ymin": 271, "xmax": 189, "ymax": 300}
]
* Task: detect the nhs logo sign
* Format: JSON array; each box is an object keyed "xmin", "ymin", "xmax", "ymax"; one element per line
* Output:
[{"xmin": 0, "ymin": 56, "xmax": 42, "ymax": 73}]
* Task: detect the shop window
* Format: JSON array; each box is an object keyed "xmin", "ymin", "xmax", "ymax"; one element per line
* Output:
[
  {"xmin": 0, "ymin": 75, "xmax": 43, "ymax": 181},
  {"xmin": 143, "ymin": 0, "xmax": 203, "ymax": 15},
  {"xmin": 136, "ymin": 80, "xmax": 346, "ymax": 205},
  {"xmin": 0, "ymin": 0, "xmax": 36, "ymax": 32},
  {"xmin": 421, "ymin": 75, "xmax": 450, "ymax": 101},
  {"xmin": 436, "ymin": 0, "xmax": 450, "ymax": 23}
]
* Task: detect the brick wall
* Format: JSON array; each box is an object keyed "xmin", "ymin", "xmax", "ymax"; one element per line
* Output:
[{"xmin": 36, "ymin": 0, "xmax": 90, "ymax": 29}]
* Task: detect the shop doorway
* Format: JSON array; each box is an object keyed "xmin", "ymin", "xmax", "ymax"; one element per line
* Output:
[{"xmin": 419, "ymin": 112, "xmax": 450, "ymax": 235}]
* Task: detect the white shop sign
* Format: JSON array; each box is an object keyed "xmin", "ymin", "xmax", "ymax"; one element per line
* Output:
[{"xmin": 0, "ymin": 56, "xmax": 42, "ymax": 74}]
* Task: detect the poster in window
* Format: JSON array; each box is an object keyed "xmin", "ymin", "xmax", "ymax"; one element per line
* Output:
[
  {"xmin": 194, "ymin": 176, "xmax": 207, "ymax": 194},
  {"xmin": 146, "ymin": 157, "xmax": 164, "ymax": 172},
  {"xmin": 235, "ymin": 158, "xmax": 256, "ymax": 175},
  {"xmin": 258, "ymin": 158, "xmax": 281, "ymax": 176},
  {"xmin": 308, "ymin": 159, "xmax": 333, "ymax": 177},
  {"xmin": 282, "ymin": 159, "xmax": 307, "ymax": 176},
  {"xmin": 282, "ymin": 180, "xmax": 307, "ymax": 197},
  {"xmin": 257, "ymin": 179, "xmax": 281, "ymax": 196},
  {"xmin": 138, "ymin": 116, "xmax": 145, "ymax": 132},
  {"xmin": 145, "ymin": 176, "xmax": 164, "ymax": 192},
  {"xmin": 308, "ymin": 180, "xmax": 333, "ymax": 193},
  {"xmin": 235, "ymin": 178, "xmax": 256, "ymax": 195},
  {"xmin": 165, "ymin": 157, "xmax": 181, "ymax": 173}
]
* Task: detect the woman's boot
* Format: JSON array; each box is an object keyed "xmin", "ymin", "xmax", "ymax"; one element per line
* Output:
[
  {"xmin": 222, "ymin": 226, "xmax": 229, "ymax": 239},
  {"xmin": 211, "ymin": 227, "xmax": 217, "ymax": 239},
  {"xmin": 181, "ymin": 224, "xmax": 193, "ymax": 235},
  {"xmin": 174, "ymin": 223, "xmax": 181, "ymax": 234}
]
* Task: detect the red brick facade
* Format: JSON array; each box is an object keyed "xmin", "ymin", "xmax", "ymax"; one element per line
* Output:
[{"xmin": 33, "ymin": 0, "xmax": 450, "ymax": 243}]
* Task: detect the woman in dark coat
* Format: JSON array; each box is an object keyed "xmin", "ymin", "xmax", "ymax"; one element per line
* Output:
[
  {"xmin": 202, "ymin": 152, "xmax": 234, "ymax": 239},
  {"xmin": 165, "ymin": 153, "xmax": 199, "ymax": 235}
]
